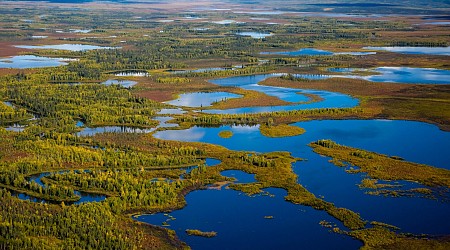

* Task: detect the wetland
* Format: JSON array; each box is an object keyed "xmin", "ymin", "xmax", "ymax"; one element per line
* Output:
[{"xmin": 0, "ymin": 1, "xmax": 449, "ymax": 249}]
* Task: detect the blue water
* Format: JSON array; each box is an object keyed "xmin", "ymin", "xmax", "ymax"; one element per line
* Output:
[
  {"xmin": 168, "ymin": 66, "xmax": 242, "ymax": 74},
  {"xmin": 76, "ymin": 121, "xmax": 84, "ymax": 127},
  {"xmin": 236, "ymin": 32, "xmax": 273, "ymax": 39},
  {"xmin": 423, "ymin": 22, "xmax": 450, "ymax": 25},
  {"xmin": 153, "ymin": 119, "xmax": 450, "ymax": 237},
  {"xmin": 165, "ymin": 92, "xmax": 242, "ymax": 108},
  {"xmin": 5, "ymin": 124, "xmax": 26, "ymax": 132},
  {"xmin": 363, "ymin": 46, "xmax": 450, "ymax": 56},
  {"xmin": 260, "ymin": 48, "xmax": 376, "ymax": 56},
  {"xmin": 157, "ymin": 108, "xmax": 186, "ymax": 115},
  {"xmin": 15, "ymin": 44, "xmax": 117, "ymax": 51},
  {"xmin": 135, "ymin": 187, "xmax": 361, "ymax": 250},
  {"xmin": 77, "ymin": 126, "xmax": 154, "ymax": 136},
  {"xmin": 102, "ymin": 79, "xmax": 137, "ymax": 88},
  {"xmin": 205, "ymin": 158, "xmax": 221, "ymax": 166},
  {"xmin": 351, "ymin": 67, "xmax": 450, "ymax": 84},
  {"xmin": 204, "ymin": 74, "xmax": 358, "ymax": 114},
  {"xmin": 0, "ymin": 55, "xmax": 71, "ymax": 68},
  {"xmin": 221, "ymin": 170, "xmax": 256, "ymax": 183},
  {"xmin": 154, "ymin": 116, "xmax": 179, "ymax": 128},
  {"xmin": 114, "ymin": 71, "xmax": 149, "ymax": 77},
  {"xmin": 261, "ymin": 48, "xmax": 333, "ymax": 56},
  {"xmin": 16, "ymin": 172, "xmax": 107, "ymax": 205}
]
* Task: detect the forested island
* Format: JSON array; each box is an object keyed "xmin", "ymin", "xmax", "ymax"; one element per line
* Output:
[{"xmin": 0, "ymin": 0, "xmax": 449, "ymax": 249}]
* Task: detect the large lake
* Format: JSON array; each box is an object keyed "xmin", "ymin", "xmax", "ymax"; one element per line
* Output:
[{"xmin": 149, "ymin": 119, "xmax": 450, "ymax": 248}]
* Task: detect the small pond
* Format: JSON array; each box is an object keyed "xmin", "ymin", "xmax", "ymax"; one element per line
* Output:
[
  {"xmin": 114, "ymin": 71, "xmax": 149, "ymax": 77},
  {"xmin": 15, "ymin": 172, "xmax": 106, "ymax": 205},
  {"xmin": 77, "ymin": 126, "xmax": 155, "ymax": 136},
  {"xmin": 236, "ymin": 32, "xmax": 273, "ymax": 39},
  {"xmin": 101, "ymin": 79, "xmax": 138, "ymax": 88},
  {"xmin": 157, "ymin": 108, "xmax": 186, "ymax": 115},
  {"xmin": 221, "ymin": 170, "xmax": 256, "ymax": 183}
]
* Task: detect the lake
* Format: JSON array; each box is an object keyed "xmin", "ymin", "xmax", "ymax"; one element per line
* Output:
[
  {"xmin": 15, "ymin": 44, "xmax": 117, "ymax": 51},
  {"xmin": 204, "ymin": 74, "xmax": 358, "ymax": 114},
  {"xmin": 77, "ymin": 126, "xmax": 155, "ymax": 136},
  {"xmin": 363, "ymin": 46, "xmax": 450, "ymax": 56},
  {"xmin": 135, "ymin": 187, "xmax": 361, "ymax": 250},
  {"xmin": 260, "ymin": 48, "xmax": 376, "ymax": 56},
  {"xmin": 101, "ymin": 79, "xmax": 138, "ymax": 88},
  {"xmin": 236, "ymin": 32, "xmax": 273, "ymax": 39},
  {"xmin": 114, "ymin": 71, "xmax": 150, "ymax": 77},
  {"xmin": 0, "ymin": 55, "xmax": 73, "ymax": 68},
  {"xmin": 152, "ymin": 119, "xmax": 450, "ymax": 239},
  {"xmin": 16, "ymin": 171, "xmax": 107, "ymax": 205},
  {"xmin": 340, "ymin": 67, "xmax": 450, "ymax": 84},
  {"xmin": 165, "ymin": 92, "xmax": 242, "ymax": 108}
]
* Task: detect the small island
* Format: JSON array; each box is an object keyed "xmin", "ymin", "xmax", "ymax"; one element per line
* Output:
[
  {"xmin": 218, "ymin": 130, "xmax": 233, "ymax": 138},
  {"xmin": 260, "ymin": 124, "xmax": 305, "ymax": 138},
  {"xmin": 186, "ymin": 229, "xmax": 217, "ymax": 238}
]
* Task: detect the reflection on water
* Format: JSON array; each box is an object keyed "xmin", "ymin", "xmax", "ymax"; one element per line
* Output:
[
  {"xmin": 77, "ymin": 126, "xmax": 154, "ymax": 136},
  {"xmin": 363, "ymin": 46, "xmax": 450, "ymax": 56},
  {"xmin": 135, "ymin": 187, "xmax": 361, "ymax": 250},
  {"xmin": 165, "ymin": 92, "xmax": 242, "ymax": 108},
  {"xmin": 261, "ymin": 48, "xmax": 376, "ymax": 56},
  {"xmin": 5, "ymin": 124, "xmax": 26, "ymax": 132},
  {"xmin": 101, "ymin": 79, "xmax": 137, "ymax": 88},
  {"xmin": 236, "ymin": 32, "xmax": 273, "ymax": 39},
  {"xmin": 157, "ymin": 108, "xmax": 186, "ymax": 115},
  {"xmin": 153, "ymin": 119, "xmax": 450, "ymax": 236},
  {"xmin": 15, "ymin": 172, "xmax": 106, "ymax": 205},
  {"xmin": 342, "ymin": 67, "xmax": 450, "ymax": 84},
  {"xmin": 15, "ymin": 44, "xmax": 117, "ymax": 51},
  {"xmin": 221, "ymin": 170, "xmax": 256, "ymax": 183},
  {"xmin": 114, "ymin": 71, "xmax": 149, "ymax": 77},
  {"xmin": 203, "ymin": 74, "xmax": 358, "ymax": 114},
  {"xmin": 0, "ymin": 55, "xmax": 73, "ymax": 69}
]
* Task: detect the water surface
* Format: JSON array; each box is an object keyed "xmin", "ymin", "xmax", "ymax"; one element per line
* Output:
[
  {"xmin": 363, "ymin": 46, "xmax": 450, "ymax": 56},
  {"xmin": 77, "ymin": 126, "xmax": 154, "ymax": 136},
  {"xmin": 236, "ymin": 32, "xmax": 273, "ymax": 39},
  {"xmin": 114, "ymin": 71, "xmax": 149, "ymax": 77},
  {"xmin": 344, "ymin": 67, "xmax": 450, "ymax": 84},
  {"xmin": 0, "ymin": 55, "xmax": 72, "ymax": 68},
  {"xmin": 136, "ymin": 187, "xmax": 361, "ymax": 250},
  {"xmin": 261, "ymin": 48, "xmax": 376, "ymax": 56},
  {"xmin": 165, "ymin": 92, "xmax": 242, "ymax": 108},
  {"xmin": 101, "ymin": 79, "xmax": 137, "ymax": 88},
  {"xmin": 153, "ymin": 119, "xmax": 450, "ymax": 235},
  {"xmin": 204, "ymin": 74, "xmax": 358, "ymax": 114},
  {"xmin": 15, "ymin": 44, "xmax": 117, "ymax": 51}
]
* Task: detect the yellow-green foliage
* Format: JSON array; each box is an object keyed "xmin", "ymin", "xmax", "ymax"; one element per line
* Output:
[
  {"xmin": 156, "ymin": 77, "xmax": 191, "ymax": 84},
  {"xmin": 350, "ymin": 226, "xmax": 450, "ymax": 250},
  {"xmin": 310, "ymin": 140, "xmax": 450, "ymax": 188},
  {"xmin": 259, "ymin": 124, "xmax": 305, "ymax": 138},
  {"xmin": 218, "ymin": 130, "xmax": 233, "ymax": 138},
  {"xmin": 185, "ymin": 229, "xmax": 217, "ymax": 238}
]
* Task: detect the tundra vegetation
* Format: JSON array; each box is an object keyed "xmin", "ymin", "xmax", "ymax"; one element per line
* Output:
[{"xmin": 0, "ymin": 0, "xmax": 449, "ymax": 249}]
